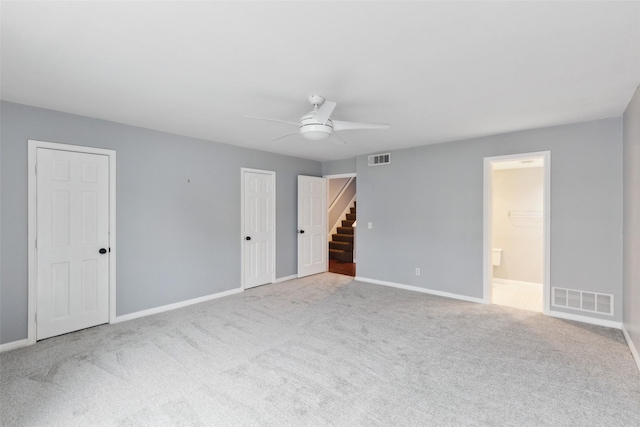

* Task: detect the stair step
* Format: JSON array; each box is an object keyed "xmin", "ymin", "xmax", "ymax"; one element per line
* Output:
[
  {"xmin": 329, "ymin": 248, "xmax": 344, "ymax": 260},
  {"xmin": 346, "ymin": 213, "xmax": 356, "ymax": 221},
  {"xmin": 342, "ymin": 219, "xmax": 355, "ymax": 227},
  {"xmin": 350, "ymin": 207, "xmax": 356, "ymax": 214},
  {"xmin": 332, "ymin": 234, "xmax": 353, "ymax": 243},
  {"xmin": 329, "ymin": 241, "xmax": 352, "ymax": 251},
  {"xmin": 329, "ymin": 248, "xmax": 353, "ymax": 262},
  {"xmin": 337, "ymin": 226, "xmax": 354, "ymax": 235},
  {"xmin": 337, "ymin": 250, "xmax": 353, "ymax": 263}
]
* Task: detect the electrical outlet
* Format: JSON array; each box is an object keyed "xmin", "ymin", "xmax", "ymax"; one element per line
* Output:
[{"xmin": 415, "ymin": 268, "xmax": 421, "ymax": 276}]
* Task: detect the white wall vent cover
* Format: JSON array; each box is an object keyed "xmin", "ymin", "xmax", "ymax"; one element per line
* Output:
[
  {"xmin": 368, "ymin": 153, "xmax": 390, "ymax": 166},
  {"xmin": 552, "ymin": 287, "xmax": 613, "ymax": 316}
]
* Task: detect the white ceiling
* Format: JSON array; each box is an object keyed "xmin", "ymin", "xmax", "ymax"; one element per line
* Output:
[{"xmin": 2, "ymin": 1, "xmax": 639, "ymax": 162}]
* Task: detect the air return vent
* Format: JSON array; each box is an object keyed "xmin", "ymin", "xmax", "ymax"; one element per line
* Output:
[
  {"xmin": 552, "ymin": 287, "xmax": 613, "ymax": 315},
  {"xmin": 368, "ymin": 153, "xmax": 390, "ymax": 166}
]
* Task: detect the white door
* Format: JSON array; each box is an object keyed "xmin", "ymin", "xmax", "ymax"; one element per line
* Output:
[
  {"xmin": 243, "ymin": 170, "xmax": 275, "ymax": 289},
  {"xmin": 298, "ymin": 175, "xmax": 327, "ymax": 277},
  {"xmin": 36, "ymin": 148, "xmax": 110, "ymax": 340}
]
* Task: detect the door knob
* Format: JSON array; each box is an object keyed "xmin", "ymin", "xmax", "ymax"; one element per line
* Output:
[
  {"xmin": 99, "ymin": 248, "xmax": 107, "ymax": 254},
  {"xmin": 245, "ymin": 236, "xmax": 251, "ymax": 241},
  {"xmin": 298, "ymin": 230, "xmax": 305, "ymax": 234}
]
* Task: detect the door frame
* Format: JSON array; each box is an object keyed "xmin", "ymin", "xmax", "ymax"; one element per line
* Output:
[
  {"xmin": 483, "ymin": 151, "xmax": 550, "ymax": 314},
  {"xmin": 323, "ymin": 173, "xmax": 356, "ymax": 179},
  {"xmin": 28, "ymin": 140, "xmax": 117, "ymax": 344},
  {"xmin": 240, "ymin": 167, "xmax": 276, "ymax": 290}
]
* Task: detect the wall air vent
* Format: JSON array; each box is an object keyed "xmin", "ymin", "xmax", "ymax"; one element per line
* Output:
[
  {"xmin": 552, "ymin": 287, "xmax": 613, "ymax": 316},
  {"xmin": 368, "ymin": 153, "xmax": 391, "ymax": 166}
]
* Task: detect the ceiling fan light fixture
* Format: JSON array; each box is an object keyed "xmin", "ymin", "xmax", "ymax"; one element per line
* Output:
[{"xmin": 300, "ymin": 124, "xmax": 332, "ymax": 140}]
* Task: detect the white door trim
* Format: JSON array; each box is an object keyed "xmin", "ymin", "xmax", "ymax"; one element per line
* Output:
[
  {"xmin": 323, "ymin": 172, "xmax": 356, "ymax": 179},
  {"xmin": 483, "ymin": 151, "xmax": 551, "ymax": 314},
  {"xmin": 240, "ymin": 168, "xmax": 276, "ymax": 290},
  {"xmin": 28, "ymin": 140, "xmax": 117, "ymax": 345}
]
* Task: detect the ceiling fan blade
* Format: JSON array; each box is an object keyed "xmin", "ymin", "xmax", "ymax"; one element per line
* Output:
[
  {"xmin": 332, "ymin": 120, "xmax": 390, "ymax": 131},
  {"xmin": 312, "ymin": 101, "xmax": 337, "ymax": 125},
  {"xmin": 331, "ymin": 132, "xmax": 348, "ymax": 145},
  {"xmin": 244, "ymin": 116, "xmax": 299, "ymax": 127},
  {"xmin": 271, "ymin": 131, "xmax": 300, "ymax": 142}
]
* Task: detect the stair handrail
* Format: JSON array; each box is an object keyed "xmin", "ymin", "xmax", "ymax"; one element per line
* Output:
[{"xmin": 328, "ymin": 177, "xmax": 355, "ymax": 212}]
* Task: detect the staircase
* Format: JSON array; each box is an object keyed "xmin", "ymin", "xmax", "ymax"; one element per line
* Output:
[{"xmin": 329, "ymin": 202, "xmax": 356, "ymax": 263}]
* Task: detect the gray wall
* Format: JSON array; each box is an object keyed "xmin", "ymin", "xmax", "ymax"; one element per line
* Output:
[
  {"xmin": 322, "ymin": 157, "xmax": 356, "ymax": 176},
  {"xmin": 335, "ymin": 118, "xmax": 623, "ymax": 321},
  {"xmin": 623, "ymin": 86, "xmax": 640, "ymax": 351},
  {"xmin": 0, "ymin": 101, "xmax": 321, "ymax": 344}
]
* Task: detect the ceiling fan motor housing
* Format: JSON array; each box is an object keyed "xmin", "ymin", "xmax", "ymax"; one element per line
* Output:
[{"xmin": 300, "ymin": 113, "xmax": 332, "ymax": 140}]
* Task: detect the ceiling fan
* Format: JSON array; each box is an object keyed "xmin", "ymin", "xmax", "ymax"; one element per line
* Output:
[{"xmin": 245, "ymin": 95, "xmax": 389, "ymax": 143}]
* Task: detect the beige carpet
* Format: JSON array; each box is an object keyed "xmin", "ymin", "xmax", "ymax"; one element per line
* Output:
[{"xmin": 1, "ymin": 273, "xmax": 639, "ymax": 426}]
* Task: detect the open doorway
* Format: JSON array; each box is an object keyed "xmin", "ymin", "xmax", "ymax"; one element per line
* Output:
[
  {"xmin": 325, "ymin": 174, "xmax": 356, "ymax": 276},
  {"xmin": 484, "ymin": 152, "xmax": 550, "ymax": 313}
]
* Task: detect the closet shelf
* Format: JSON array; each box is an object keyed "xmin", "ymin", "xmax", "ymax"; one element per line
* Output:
[{"xmin": 508, "ymin": 210, "xmax": 542, "ymax": 227}]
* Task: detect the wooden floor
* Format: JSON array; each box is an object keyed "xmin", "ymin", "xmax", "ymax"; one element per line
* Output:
[{"xmin": 328, "ymin": 259, "xmax": 356, "ymax": 277}]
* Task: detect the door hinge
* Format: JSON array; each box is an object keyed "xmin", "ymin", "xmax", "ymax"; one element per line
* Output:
[
  {"xmin": 35, "ymin": 239, "xmax": 37, "ymax": 249},
  {"xmin": 35, "ymin": 164, "xmax": 37, "ymax": 175}
]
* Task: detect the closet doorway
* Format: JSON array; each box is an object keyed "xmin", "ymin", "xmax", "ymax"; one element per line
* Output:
[{"xmin": 484, "ymin": 152, "xmax": 550, "ymax": 313}]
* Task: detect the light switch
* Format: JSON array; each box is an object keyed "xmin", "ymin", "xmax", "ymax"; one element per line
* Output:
[{"xmin": 368, "ymin": 222, "xmax": 372, "ymax": 229}]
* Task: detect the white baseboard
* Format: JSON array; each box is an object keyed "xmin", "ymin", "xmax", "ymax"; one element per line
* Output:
[
  {"xmin": 493, "ymin": 278, "xmax": 542, "ymax": 287},
  {"xmin": 622, "ymin": 324, "xmax": 640, "ymax": 373},
  {"xmin": 547, "ymin": 309, "xmax": 622, "ymax": 329},
  {"xmin": 355, "ymin": 276, "xmax": 485, "ymax": 304},
  {"xmin": 0, "ymin": 338, "xmax": 30, "ymax": 353},
  {"xmin": 274, "ymin": 274, "xmax": 297, "ymax": 283},
  {"xmin": 113, "ymin": 287, "xmax": 243, "ymax": 324}
]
